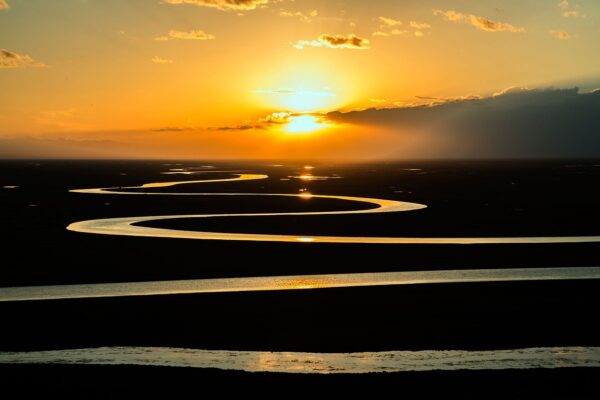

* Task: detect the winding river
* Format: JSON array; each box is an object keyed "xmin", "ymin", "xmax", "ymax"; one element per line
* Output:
[
  {"xmin": 2, "ymin": 170, "xmax": 599, "ymax": 373},
  {"xmin": 67, "ymin": 172, "xmax": 600, "ymax": 244}
]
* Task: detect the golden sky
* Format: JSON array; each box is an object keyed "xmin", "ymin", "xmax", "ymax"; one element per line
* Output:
[{"xmin": 1, "ymin": 0, "xmax": 599, "ymax": 159}]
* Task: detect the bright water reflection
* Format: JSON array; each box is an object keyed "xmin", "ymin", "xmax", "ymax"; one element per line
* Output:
[
  {"xmin": 1, "ymin": 346, "xmax": 599, "ymax": 374},
  {"xmin": 66, "ymin": 172, "xmax": 600, "ymax": 244}
]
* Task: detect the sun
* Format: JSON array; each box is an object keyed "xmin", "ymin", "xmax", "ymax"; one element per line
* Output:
[
  {"xmin": 284, "ymin": 115, "xmax": 329, "ymax": 134},
  {"xmin": 282, "ymin": 90, "xmax": 336, "ymax": 113}
]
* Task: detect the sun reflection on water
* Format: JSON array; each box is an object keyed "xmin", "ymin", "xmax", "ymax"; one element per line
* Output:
[
  {"xmin": 290, "ymin": 175, "xmax": 343, "ymax": 181},
  {"xmin": 296, "ymin": 237, "xmax": 316, "ymax": 243}
]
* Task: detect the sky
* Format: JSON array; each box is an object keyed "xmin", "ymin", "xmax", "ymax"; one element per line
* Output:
[{"xmin": 1, "ymin": 0, "xmax": 599, "ymax": 159}]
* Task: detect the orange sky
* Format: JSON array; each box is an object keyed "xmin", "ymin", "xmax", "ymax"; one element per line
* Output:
[{"xmin": 1, "ymin": 0, "xmax": 599, "ymax": 159}]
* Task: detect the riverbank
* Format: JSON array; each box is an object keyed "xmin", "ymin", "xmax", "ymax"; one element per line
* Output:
[{"xmin": 1, "ymin": 281, "xmax": 599, "ymax": 352}]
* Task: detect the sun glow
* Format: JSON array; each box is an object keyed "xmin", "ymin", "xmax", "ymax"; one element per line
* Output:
[
  {"xmin": 299, "ymin": 191, "xmax": 313, "ymax": 199},
  {"xmin": 255, "ymin": 88, "xmax": 336, "ymax": 113},
  {"xmin": 283, "ymin": 115, "xmax": 329, "ymax": 134}
]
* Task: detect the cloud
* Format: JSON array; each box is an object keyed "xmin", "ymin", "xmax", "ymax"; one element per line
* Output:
[
  {"xmin": 469, "ymin": 15, "xmax": 525, "ymax": 33},
  {"xmin": 198, "ymin": 111, "xmax": 315, "ymax": 131},
  {"xmin": 152, "ymin": 127, "xmax": 192, "ymax": 132},
  {"xmin": 151, "ymin": 56, "xmax": 174, "ymax": 64},
  {"xmin": 0, "ymin": 49, "xmax": 46, "ymax": 68},
  {"xmin": 163, "ymin": 0, "xmax": 269, "ymax": 11},
  {"xmin": 492, "ymin": 86, "xmax": 529, "ymax": 97},
  {"xmin": 558, "ymin": 1, "xmax": 580, "ymax": 17},
  {"xmin": 375, "ymin": 17, "xmax": 430, "ymax": 37},
  {"xmin": 373, "ymin": 29, "xmax": 407, "ymax": 37},
  {"xmin": 435, "ymin": 9, "xmax": 464, "ymax": 22},
  {"xmin": 549, "ymin": 30, "xmax": 572, "ymax": 40},
  {"xmin": 155, "ymin": 29, "xmax": 215, "ymax": 41},
  {"xmin": 210, "ymin": 125, "xmax": 258, "ymax": 131},
  {"xmin": 259, "ymin": 111, "xmax": 293, "ymax": 124},
  {"xmin": 294, "ymin": 34, "xmax": 370, "ymax": 50},
  {"xmin": 170, "ymin": 111, "xmax": 318, "ymax": 133},
  {"xmin": 327, "ymin": 87, "xmax": 600, "ymax": 158},
  {"xmin": 279, "ymin": 9, "xmax": 317, "ymax": 22},
  {"xmin": 410, "ymin": 21, "xmax": 431, "ymax": 30},
  {"xmin": 197, "ymin": 113, "xmax": 289, "ymax": 132},
  {"xmin": 378, "ymin": 17, "xmax": 402, "ymax": 27},
  {"xmin": 206, "ymin": 112, "xmax": 327, "ymax": 133},
  {"xmin": 0, "ymin": 1, "xmax": 9, "ymax": 10},
  {"xmin": 433, "ymin": 9, "xmax": 525, "ymax": 33}
]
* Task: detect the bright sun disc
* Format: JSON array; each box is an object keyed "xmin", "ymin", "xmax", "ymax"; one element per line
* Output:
[{"xmin": 284, "ymin": 115, "xmax": 328, "ymax": 134}]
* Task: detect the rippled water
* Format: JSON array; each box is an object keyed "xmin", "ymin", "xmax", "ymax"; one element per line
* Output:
[{"xmin": 1, "ymin": 346, "xmax": 599, "ymax": 374}]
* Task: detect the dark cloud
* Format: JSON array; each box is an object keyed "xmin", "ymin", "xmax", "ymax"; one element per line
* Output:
[{"xmin": 327, "ymin": 88, "xmax": 600, "ymax": 158}]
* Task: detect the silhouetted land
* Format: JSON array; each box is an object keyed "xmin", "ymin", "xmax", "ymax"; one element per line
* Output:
[
  {"xmin": 1, "ymin": 160, "xmax": 600, "ymax": 286},
  {"xmin": 1, "ymin": 160, "xmax": 600, "ymax": 393},
  {"xmin": 1, "ymin": 364, "xmax": 598, "ymax": 398}
]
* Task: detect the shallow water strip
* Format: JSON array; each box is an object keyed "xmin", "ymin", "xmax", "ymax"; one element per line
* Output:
[
  {"xmin": 1, "ymin": 346, "xmax": 599, "ymax": 374},
  {"xmin": 1, "ymin": 266, "xmax": 599, "ymax": 302}
]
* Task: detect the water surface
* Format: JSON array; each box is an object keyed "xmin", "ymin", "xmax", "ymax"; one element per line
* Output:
[
  {"xmin": 1, "ymin": 346, "xmax": 598, "ymax": 374},
  {"xmin": 1, "ymin": 267, "xmax": 598, "ymax": 302}
]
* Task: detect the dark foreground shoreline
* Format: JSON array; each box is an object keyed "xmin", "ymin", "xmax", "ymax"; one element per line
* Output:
[
  {"xmin": 1, "ymin": 364, "xmax": 598, "ymax": 398},
  {"xmin": 2, "ymin": 279, "xmax": 599, "ymax": 397}
]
